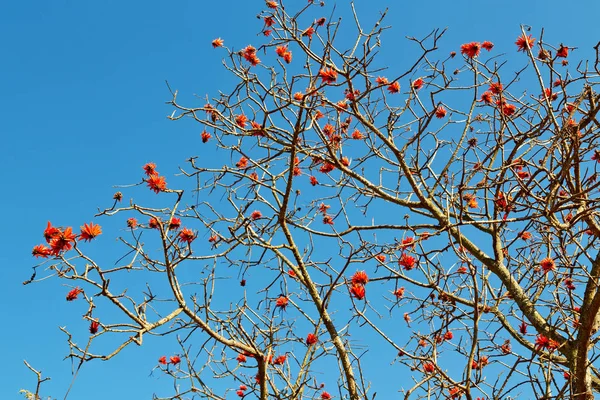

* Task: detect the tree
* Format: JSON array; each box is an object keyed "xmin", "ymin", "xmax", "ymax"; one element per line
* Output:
[{"xmin": 25, "ymin": 1, "xmax": 600, "ymax": 399}]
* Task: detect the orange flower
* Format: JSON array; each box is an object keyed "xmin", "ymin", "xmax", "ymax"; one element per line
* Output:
[
  {"xmin": 79, "ymin": 222, "xmax": 102, "ymax": 242},
  {"xmin": 520, "ymin": 231, "xmax": 532, "ymax": 240},
  {"xmin": 351, "ymin": 130, "xmax": 364, "ymax": 139},
  {"xmin": 236, "ymin": 157, "xmax": 248, "ymax": 168},
  {"xmin": 158, "ymin": 356, "xmax": 167, "ymax": 365},
  {"xmin": 147, "ymin": 175, "xmax": 167, "ymax": 193},
  {"xmin": 263, "ymin": 29, "xmax": 272, "ymax": 36},
  {"xmin": 275, "ymin": 296, "xmax": 289, "ymax": 309},
  {"xmin": 266, "ymin": 1, "xmax": 278, "ymax": 9},
  {"xmin": 264, "ymin": 16, "xmax": 275, "ymax": 26},
  {"xmin": 375, "ymin": 76, "xmax": 389, "ymax": 85},
  {"xmin": 351, "ymin": 271, "xmax": 369, "ymax": 286},
  {"xmin": 169, "ymin": 355, "xmax": 181, "ymax": 364},
  {"xmin": 302, "ymin": 26, "xmax": 315, "ymax": 38},
  {"xmin": 43, "ymin": 221, "xmax": 61, "ymax": 243},
  {"xmin": 251, "ymin": 210, "xmax": 262, "ymax": 220},
  {"xmin": 423, "ymin": 362, "xmax": 435, "ymax": 373},
  {"xmin": 127, "ymin": 218, "xmax": 138, "ymax": 229},
  {"xmin": 201, "ymin": 131, "xmax": 211, "ymax": 143},
  {"xmin": 543, "ymin": 88, "xmax": 558, "ymax": 101},
  {"xmin": 235, "ymin": 114, "xmax": 248, "ymax": 128},
  {"xmin": 293, "ymin": 92, "xmax": 304, "ymax": 101},
  {"xmin": 50, "ymin": 227, "xmax": 77, "ymax": 255},
  {"xmin": 393, "ymin": 287, "xmax": 405, "ymax": 298},
  {"xmin": 349, "ymin": 284, "xmax": 366, "ymax": 300},
  {"xmin": 178, "ymin": 228, "xmax": 196, "ymax": 244},
  {"xmin": 516, "ymin": 34, "xmax": 535, "ymax": 52},
  {"xmin": 319, "ymin": 162, "xmax": 335, "ymax": 173},
  {"xmin": 32, "ymin": 244, "xmax": 52, "ymax": 258},
  {"xmin": 321, "ymin": 392, "xmax": 331, "ymax": 400},
  {"xmin": 482, "ymin": 41, "xmax": 494, "ymax": 51},
  {"xmin": 322, "ymin": 215, "xmax": 334, "ymax": 225},
  {"xmin": 375, "ymin": 254, "xmax": 386, "ymax": 262},
  {"xmin": 556, "ymin": 45, "xmax": 569, "ymax": 58},
  {"xmin": 242, "ymin": 45, "xmax": 260, "ymax": 66},
  {"xmin": 489, "ymin": 82, "xmax": 503, "ymax": 94},
  {"xmin": 309, "ymin": 176, "xmax": 318, "ymax": 186},
  {"xmin": 412, "ymin": 78, "xmax": 424, "ymax": 90},
  {"xmin": 535, "ymin": 334, "xmax": 559, "ymax": 350},
  {"xmin": 236, "ymin": 354, "xmax": 247, "ymax": 363},
  {"xmin": 460, "ymin": 42, "xmax": 481, "ymax": 58},
  {"xmin": 540, "ymin": 257, "xmax": 555, "ymax": 273},
  {"xmin": 435, "ymin": 106, "xmax": 447, "ymax": 118},
  {"xmin": 319, "ymin": 68, "xmax": 338, "ymax": 84},
  {"xmin": 211, "ymin": 38, "xmax": 224, "ymax": 48},
  {"xmin": 340, "ymin": 156, "xmax": 350, "ymax": 167},
  {"xmin": 306, "ymin": 333, "xmax": 318, "ymax": 345},
  {"xmin": 480, "ymin": 91, "xmax": 493, "ymax": 104},
  {"xmin": 501, "ymin": 103, "xmax": 516, "ymax": 116},
  {"xmin": 275, "ymin": 45, "xmax": 288, "ymax": 57},
  {"xmin": 444, "ymin": 331, "xmax": 453, "ymax": 340},
  {"xmin": 143, "ymin": 162, "xmax": 158, "ymax": 176},
  {"xmin": 398, "ymin": 253, "xmax": 416, "ymax": 270},
  {"xmin": 387, "ymin": 81, "xmax": 400, "ymax": 94},
  {"xmin": 66, "ymin": 287, "xmax": 83, "ymax": 301},
  {"xmin": 168, "ymin": 217, "xmax": 181, "ymax": 230}
]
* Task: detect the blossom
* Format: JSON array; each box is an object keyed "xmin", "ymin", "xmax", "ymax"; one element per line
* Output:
[
  {"xmin": 32, "ymin": 244, "xmax": 52, "ymax": 258},
  {"xmin": 251, "ymin": 210, "xmax": 262, "ymax": 220},
  {"xmin": 489, "ymin": 82, "xmax": 503, "ymax": 94},
  {"xmin": 423, "ymin": 362, "xmax": 435, "ymax": 373},
  {"xmin": 340, "ymin": 156, "xmax": 350, "ymax": 167},
  {"xmin": 239, "ymin": 385, "xmax": 248, "ymax": 391},
  {"xmin": 393, "ymin": 287, "xmax": 405, "ymax": 298},
  {"xmin": 50, "ymin": 227, "xmax": 77, "ymax": 255},
  {"xmin": 158, "ymin": 356, "xmax": 167, "ymax": 365},
  {"xmin": 556, "ymin": 45, "xmax": 569, "ymax": 58},
  {"xmin": 66, "ymin": 287, "xmax": 83, "ymax": 301},
  {"xmin": 480, "ymin": 91, "xmax": 493, "ymax": 104},
  {"xmin": 412, "ymin": 78, "xmax": 424, "ymax": 90},
  {"xmin": 211, "ymin": 38, "xmax": 224, "ymax": 48},
  {"xmin": 501, "ymin": 103, "xmax": 516, "ymax": 116},
  {"xmin": 482, "ymin": 41, "xmax": 494, "ymax": 51},
  {"xmin": 315, "ymin": 17, "xmax": 326, "ymax": 26},
  {"xmin": 236, "ymin": 354, "xmax": 247, "ymax": 363},
  {"xmin": 553, "ymin": 78, "xmax": 562, "ymax": 87},
  {"xmin": 266, "ymin": 1, "xmax": 278, "ymax": 9},
  {"xmin": 236, "ymin": 157, "xmax": 248, "ymax": 169},
  {"xmin": 235, "ymin": 114, "xmax": 248, "ymax": 128},
  {"xmin": 302, "ymin": 26, "xmax": 315, "ymax": 38},
  {"xmin": 398, "ymin": 253, "xmax": 416, "ymax": 270},
  {"xmin": 43, "ymin": 221, "xmax": 61, "ymax": 243},
  {"xmin": 349, "ymin": 284, "xmax": 366, "ymax": 300},
  {"xmin": 275, "ymin": 44, "xmax": 288, "ymax": 57},
  {"xmin": 178, "ymin": 228, "xmax": 196, "ymax": 244},
  {"xmin": 264, "ymin": 16, "xmax": 275, "ymax": 26},
  {"xmin": 540, "ymin": 257, "xmax": 555, "ymax": 273},
  {"xmin": 168, "ymin": 217, "xmax": 181, "ymax": 230},
  {"xmin": 435, "ymin": 106, "xmax": 447, "ymax": 118},
  {"xmin": 516, "ymin": 34, "xmax": 535, "ymax": 52},
  {"xmin": 143, "ymin": 162, "xmax": 158, "ymax": 176},
  {"xmin": 351, "ymin": 271, "xmax": 369, "ymax": 286},
  {"xmin": 236, "ymin": 390, "xmax": 244, "ymax": 397},
  {"xmin": 375, "ymin": 76, "xmax": 389, "ymax": 85},
  {"xmin": 336, "ymin": 100, "xmax": 348, "ymax": 110},
  {"xmin": 201, "ymin": 131, "xmax": 211, "ymax": 143},
  {"xmin": 543, "ymin": 88, "xmax": 558, "ymax": 101},
  {"xmin": 147, "ymin": 175, "xmax": 167, "ymax": 193},
  {"xmin": 564, "ymin": 277, "xmax": 576, "ymax": 291},
  {"xmin": 306, "ymin": 333, "xmax": 318, "ymax": 345},
  {"xmin": 322, "ymin": 215, "xmax": 334, "ymax": 225},
  {"xmin": 250, "ymin": 121, "xmax": 266, "ymax": 136},
  {"xmin": 272, "ymin": 355, "xmax": 286, "ymax": 365},
  {"xmin": 460, "ymin": 42, "xmax": 481, "ymax": 58},
  {"xmin": 275, "ymin": 296, "xmax": 289, "ymax": 309},
  {"xmin": 309, "ymin": 175, "xmax": 318, "ymax": 186},
  {"xmin": 169, "ymin": 355, "xmax": 181, "ymax": 364},
  {"xmin": 321, "ymin": 392, "xmax": 332, "ymax": 400},
  {"xmin": 263, "ymin": 29, "xmax": 272, "ymax": 36},
  {"xmin": 242, "ymin": 45, "xmax": 260, "ymax": 66},
  {"xmin": 126, "ymin": 218, "xmax": 138, "ymax": 229},
  {"xmin": 535, "ymin": 334, "xmax": 559, "ymax": 350},
  {"xmin": 319, "ymin": 162, "xmax": 335, "ymax": 173},
  {"xmin": 444, "ymin": 331, "xmax": 453, "ymax": 340},
  {"xmin": 79, "ymin": 222, "xmax": 102, "ymax": 242},
  {"xmin": 387, "ymin": 81, "xmax": 400, "ymax": 93},
  {"xmin": 113, "ymin": 192, "xmax": 123, "ymax": 202},
  {"xmin": 319, "ymin": 68, "xmax": 338, "ymax": 84},
  {"xmin": 89, "ymin": 320, "xmax": 100, "ymax": 334},
  {"xmin": 351, "ymin": 130, "xmax": 364, "ymax": 139},
  {"xmin": 519, "ymin": 321, "xmax": 528, "ymax": 334}
]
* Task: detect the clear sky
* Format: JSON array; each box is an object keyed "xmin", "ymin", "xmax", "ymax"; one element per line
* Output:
[{"xmin": 2, "ymin": 0, "xmax": 599, "ymax": 399}]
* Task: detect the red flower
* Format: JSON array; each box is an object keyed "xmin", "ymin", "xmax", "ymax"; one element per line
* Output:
[
  {"xmin": 398, "ymin": 253, "xmax": 417, "ymax": 270},
  {"xmin": 556, "ymin": 45, "xmax": 569, "ymax": 58},
  {"xmin": 302, "ymin": 26, "xmax": 315, "ymax": 38},
  {"xmin": 393, "ymin": 287, "xmax": 405, "ymax": 298},
  {"xmin": 201, "ymin": 131, "xmax": 211, "ymax": 143},
  {"xmin": 79, "ymin": 222, "xmax": 102, "ymax": 242},
  {"xmin": 435, "ymin": 106, "xmax": 447, "ymax": 118},
  {"xmin": 501, "ymin": 103, "xmax": 516, "ymax": 116},
  {"xmin": 489, "ymin": 82, "xmax": 503, "ymax": 94},
  {"xmin": 543, "ymin": 88, "xmax": 558, "ymax": 101},
  {"xmin": 340, "ymin": 156, "xmax": 350, "ymax": 167},
  {"xmin": 236, "ymin": 354, "xmax": 247, "ymax": 363},
  {"xmin": 272, "ymin": 355, "xmax": 286, "ymax": 365},
  {"xmin": 444, "ymin": 331, "xmax": 453, "ymax": 340},
  {"xmin": 43, "ymin": 221, "xmax": 61, "ymax": 243},
  {"xmin": 351, "ymin": 271, "xmax": 369, "ymax": 286},
  {"xmin": 306, "ymin": 333, "xmax": 318, "ymax": 345},
  {"xmin": 251, "ymin": 210, "xmax": 262, "ymax": 220},
  {"xmin": 236, "ymin": 390, "xmax": 244, "ymax": 397},
  {"xmin": 387, "ymin": 81, "xmax": 400, "ymax": 93},
  {"xmin": 66, "ymin": 287, "xmax": 83, "ymax": 301},
  {"xmin": 482, "ymin": 41, "xmax": 494, "ymax": 51},
  {"xmin": 318, "ymin": 203, "xmax": 330, "ymax": 214},
  {"xmin": 315, "ymin": 17, "xmax": 326, "ymax": 26},
  {"xmin": 553, "ymin": 78, "xmax": 562, "ymax": 87},
  {"xmin": 516, "ymin": 34, "xmax": 535, "ymax": 52},
  {"xmin": 540, "ymin": 257, "xmax": 555, "ymax": 273},
  {"xmin": 242, "ymin": 45, "xmax": 260, "ymax": 66},
  {"xmin": 235, "ymin": 114, "xmax": 248, "ymax": 128},
  {"xmin": 321, "ymin": 392, "xmax": 332, "ymax": 400},
  {"xmin": 319, "ymin": 162, "xmax": 335, "ymax": 173},
  {"xmin": 89, "ymin": 320, "xmax": 100, "ymax": 334},
  {"xmin": 412, "ymin": 78, "xmax": 424, "ymax": 90},
  {"xmin": 211, "ymin": 38, "xmax": 224, "ymax": 48},
  {"xmin": 423, "ymin": 362, "xmax": 435, "ymax": 373},
  {"xmin": 113, "ymin": 192, "xmax": 123, "ymax": 202},
  {"xmin": 375, "ymin": 76, "xmax": 389, "ymax": 85},
  {"xmin": 32, "ymin": 244, "xmax": 52, "ymax": 258},
  {"xmin": 236, "ymin": 157, "xmax": 249, "ymax": 169},
  {"xmin": 178, "ymin": 228, "xmax": 196, "ymax": 244},
  {"xmin": 535, "ymin": 334, "xmax": 559, "ymax": 350},
  {"xmin": 264, "ymin": 16, "xmax": 275, "ymax": 26},
  {"xmin": 143, "ymin": 162, "xmax": 158, "ymax": 176},
  {"xmin": 480, "ymin": 91, "xmax": 493, "ymax": 104},
  {"xmin": 266, "ymin": 1, "xmax": 278, "ymax": 9},
  {"xmin": 50, "ymin": 227, "xmax": 77, "ymax": 255},
  {"xmin": 158, "ymin": 356, "xmax": 167, "ymax": 365},
  {"xmin": 169, "ymin": 217, "xmax": 181, "ymax": 230},
  {"xmin": 349, "ymin": 284, "xmax": 366, "ymax": 300},
  {"xmin": 169, "ymin": 355, "xmax": 181, "ymax": 365},
  {"xmin": 564, "ymin": 278, "xmax": 576, "ymax": 291},
  {"xmin": 239, "ymin": 385, "xmax": 247, "ymax": 391},
  {"xmin": 148, "ymin": 217, "xmax": 160, "ymax": 229},
  {"xmin": 309, "ymin": 176, "xmax": 319, "ymax": 186},
  {"xmin": 275, "ymin": 296, "xmax": 289, "ymax": 309},
  {"xmin": 319, "ymin": 68, "xmax": 338, "ymax": 84},
  {"xmin": 460, "ymin": 42, "xmax": 481, "ymax": 58},
  {"xmin": 263, "ymin": 29, "xmax": 272, "ymax": 36},
  {"xmin": 322, "ymin": 215, "xmax": 334, "ymax": 225},
  {"xmin": 147, "ymin": 175, "xmax": 167, "ymax": 193},
  {"xmin": 351, "ymin": 130, "xmax": 364, "ymax": 139},
  {"xmin": 519, "ymin": 321, "xmax": 528, "ymax": 334},
  {"xmin": 275, "ymin": 45, "xmax": 288, "ymax": 57}
]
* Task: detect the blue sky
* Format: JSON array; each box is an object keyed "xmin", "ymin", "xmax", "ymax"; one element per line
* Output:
[{"xmin": 2, "ymin": 0, "xmax": 599, "ymax": 399}]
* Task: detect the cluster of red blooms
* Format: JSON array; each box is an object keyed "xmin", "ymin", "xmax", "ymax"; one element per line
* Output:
[
  {"xmin": 143, "ymin": 162, "xmax": 167, "ymax": 193},
  {"xmin": 275, "ymin": 45, "xmax": 292, "ymax": 64},
  {"xmin": 158, "ymin": 355, "xmax": 181, "ymax": 365},
  {"xmin": 242, "ymin": 45, "xmax": 260, "ymax": 66},
  {"xmin": 236, "ymin": 384, "xmax": 248, "ymax": 397},
  {"xmin": 32, "ymin": 221, "xmax": 102, "ymax": 259},
  {"xmin": 275, "ymin": 296, "xmax": 289, "ymax": 309},
  {"xmin": 349, "ymin": 271, "xmax": 368, "ymax": 300},
  {"xmin": 535, "ymin": 334, "xmax": 560, "ymax": 351},
  {"xmin": 459, "ymin": 41, "xmax": 494, "ymax": 59}
]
